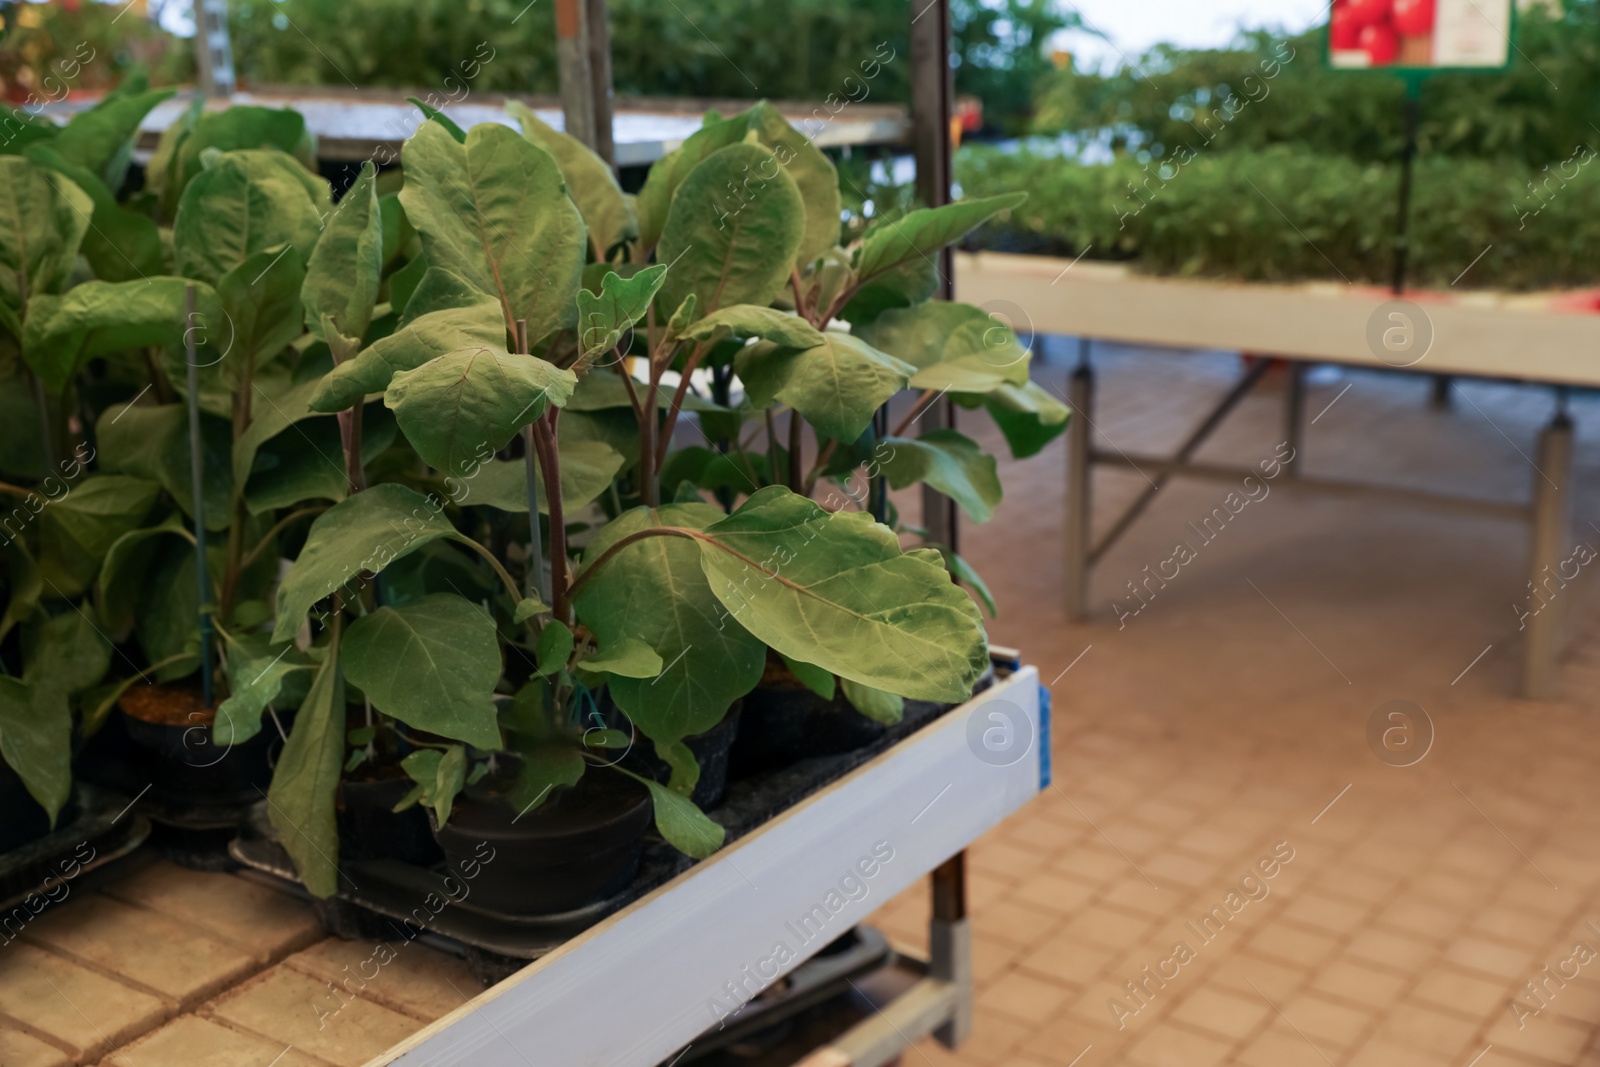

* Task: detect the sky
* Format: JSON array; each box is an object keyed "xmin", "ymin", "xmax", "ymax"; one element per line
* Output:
[{"xmin": 1056, "ymin": 0, "xmax": 1330, "ymax": 70}]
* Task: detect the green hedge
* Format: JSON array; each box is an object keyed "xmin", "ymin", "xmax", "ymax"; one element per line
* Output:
[{"xmin": 956, "ymin": 144, "xmax": 1600, "ymax": 291}]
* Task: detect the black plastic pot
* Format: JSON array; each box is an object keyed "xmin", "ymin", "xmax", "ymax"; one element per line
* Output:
[
  {"xmin": 339, "ymin": 775, "xmax": 445, "ymax": 867},
  {"xmin": 117, "ymin": 689, "xmax": 284, "ymax": 800},
  {"xmin": 0, "ymin": 760, "xmax": 58, "ymax": 855},
  {"xmin": 431, "ymin": 769, "xmax": 652, "ymax": 916},
  {"xmin": 729, "ymin": 674, "xmax": 886, "ymax": 778},
  {"xmin": 639, "ymin": 705, "xmax": 742, "ymax": 809}
]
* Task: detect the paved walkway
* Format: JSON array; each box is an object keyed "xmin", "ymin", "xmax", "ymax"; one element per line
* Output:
[{"xmin": 875, "ymin": 343, "xmax": 1600, "ymax": 1067}]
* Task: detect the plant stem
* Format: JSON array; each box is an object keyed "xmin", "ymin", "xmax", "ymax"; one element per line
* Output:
[
  {"xmin": 142, "ymin": 347, "xmax": 175, "ymax": 404},
  {"xmin": 641, "ymin": 375, "xmax": 659, "ymax": 507},
  {"xmin": 30, "ymin": 370, "xmax": 57, "ymax": 473},
  {"xmin": 533, "ymin": 411, "xmax": 569, "ymax": 622},
  {"xmin": 183, "ymin": 286, "xmax": 215, "ymax": 707},
  {"xmin": 764, "ymin": 409, "xmax": 781, "ymax": 487},
  {"xmin": 891, "ymin": 389, "xmax": 939, "ymax": 438},
  {"xmin": 789, "ymin": 268, "xmax": 809, "ymax": 321},
  {"xmin": 238, "ymin": 506, "xmax": 327, "ymax": 573},
  {"xmin": 514, "ymin": 320, "xmax": 549, "ymax": 609},
  {"xmin": 803, "ymin": 439, "xmax": 839, "ymax": 496},
  {"xmin": 452, "ymin": 533, "xmax": 525, "ymax": 607},
  {"xmin": 787, "ymin": 409, "xmax": 803, "ymax": 490},
  {"xmin": 655, "ymin": 341, "xmax": 710, "ymax": 468}
]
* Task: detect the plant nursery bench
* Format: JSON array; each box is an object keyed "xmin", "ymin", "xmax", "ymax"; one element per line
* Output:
[
  {"xmin": 0, "ymin": 660, "xmax": 1044, "ymax": 1067},
  {"xmin": 954, "ymin": 250, "xmax": 1600, "ymax": 699}
]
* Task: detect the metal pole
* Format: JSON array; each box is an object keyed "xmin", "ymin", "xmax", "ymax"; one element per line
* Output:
[
  {"xmin": 1523, "ymin": 413, "xmax": 1572, "ymax": 699},
  {"xmin": 192, "ymin": 0, "xmax": 237, "ymax": 98},
  {"xmin": 1391, "ymin": 85, "xmax": 1419, "ymax": 295},
  {"xmin": 1064, "ymin": 346, "xmax": 1093, "ymax": 619},
  {"xmin": 183, "ymin": 286, "xmax": 215, "ymax": 707},
  {"xmin": 1284, "ymin": 361, "xmax": 1305, "ymax": 478},
  {"xmin": 930, "ymin": 852, "xmax": 971, "ymax": 1048},
  {"xmin": 585, "ymin": 0, "xmax": 616, "ymax": 167},
  {"xmin": 555, "ymin": 0, "xmax": 597, "ymax": 149},
  {"xmin": 910, "ymin": 0, "xmax": 960, "ymax": 553}
]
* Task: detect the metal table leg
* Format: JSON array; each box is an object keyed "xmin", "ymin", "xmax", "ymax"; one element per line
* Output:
[
  {"xmin": 930, "ymin": 852, "xmax": 971, "ymax": 1048},
  {"xmin": 1064, "ymin": 346, "xmax": 1094, "ymax": 619},
  {"xmin": 1523, "ymin": 412, "xmax": 1574, "ymax": 699},
  {"xmin": 1284, "ymin": 362, "xmax": 1305, "ymax": 478}
]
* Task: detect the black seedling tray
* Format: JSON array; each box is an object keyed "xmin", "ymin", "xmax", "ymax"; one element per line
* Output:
[{"xmin": 0, "ymin": 784, "xmax": 150, "ymax": 913}]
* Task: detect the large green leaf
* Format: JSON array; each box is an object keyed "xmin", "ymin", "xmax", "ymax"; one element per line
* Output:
[
  {"xmin": 99, "ymin": 401, "xmax": 233, "ymax": 531},
  {"xmin": 55, "ymin": 88, "xmax": 175, "ymax": 191},
  {"xmin": 173, "ymin": 149, "xmax": 325, "ymax": 287},
  {"xmin": 25, "ymin": 610, "xmax": 112, "ymax": 710},
  {"xmin": 745, "ymin": 102, "xmax": 840, "ymax": 270},
  {"xmin": 21, "ymin": 277, "xmax": 220, "ymax": 394},
  {"xmin": 576, "ymin": 265, "xmax": 666, "ymax": 364},
  {"xmin": 37, "ymin": 476, "xmax": 162, "ymax": 594},
  {"xmin": 878, "ymin": 431, "xmax": 1002, "ymax": 523},
  {"xmin": 160, "ymin": 105, "xmax": 318, "ymax": 217},
  {"xmin": 614, "ymin": 766, "xmax": 723, "ymax": 858},
  {"xmin": 271, "ymin": 484, "xmax": 459, "ymax": 641},
  {"xmin": 303, "ymin": 162, "xmax": 383, "ymax": 351},
  {"xmin": 398, "ymin": 121, "xmax": 584, "ymax": 345},
  {"xmin": 840, "ymin": 679, "xmax": 903, "ymax": 725},
  {"xmin": 215, "ymin": 642, "xmax": 307, "ymax": 746},
  {"xmin": 855, "ymin": 193, "xmax": 1026, "ymax": 284},
  {"xmin": 343, "ymin": 594, "xmax": 501, "ymax": 749},
  {"xmin": 694, "ymin": 487, "xmax": 987, "ymax": 702},
  {"xmin": 241, "ymin": 403, "xmax": 396, "ymax": 514},
  {"xmin": 575, "ymin": 502, "xmax": 764, "ymax": 744},
  {"xmin": 678, "ymin": 304, "xmax": 824, "ymax": 349},
  {"xmin": 657, "ymin": 143, "xmax": 804, "ymax": 322},
  {"xmin": 634, "ymin": 113, "xmax": 750, "ymax": 253},
  {"xmin": 465, "ymin": 439, "xmax": 625, "ymax": 515},
  {"xmin": 0, "ymin": 158, "xmax": 92, "ymax": 320},
  {"xmin": 735, "ymin": 333, "xmax": 913, "ymax": 442},
  {"xmin": 267, "ymin": 642, "xmax": 346, "ymax": 897},
  {"xmin": 958, "ymin": 380, "xmax": 1071, "ymax": 459},
  {"xmin": 218, "ymin": 248, "xmax": 306, "ymax": 387},
  {"xmin": 508, "ymin": 101, "xmax": 636, "ymax": 260},
  {"xmin": 858, "ymin": 301, "xmax": 1031, "ymax": 393},
  {"xmin": 232, "ymin": 378, "xmax": 328, "ymax": 490},
  {"xmin": 310, "ymin": 291, "xmax": 505, "ymax": 413},
  {"xmin": 97, "ymin": 516, "xmax": 190, "ymax": 634},
  {"xmin": 385, "ymin": 347, "xmax": 576, "ymax": 478},
  {"xmin": 0, "ymin": 676, "xmax": 71, "ymax": 825},
  {"xmin": 23, "ymin": 144, "xmax": 164, "ymax": 284},
  {"xmin": 135, "ymin": 536, "xmax": 205, "ymax": 682}
]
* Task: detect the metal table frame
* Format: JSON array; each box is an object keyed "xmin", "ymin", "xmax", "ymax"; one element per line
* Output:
[{"xmin": 1063, "ymin": 340, "xmax": 1576, "ymax": 698}]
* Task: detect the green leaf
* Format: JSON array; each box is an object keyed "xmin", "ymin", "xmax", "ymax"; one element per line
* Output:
[
  {"xmin": 735, "ymin": 333, "xmax": 913, "ymax": 442},
  {"xmin": 878, "ymin": 431, "xmax": 1002, "ymax": 523},
  {"xmin": 21, "ymin": 277, "xmax": 221, "ymax": 395},
  {"xmin": 407, "ymin": 98, "xmax": 467, "ymax": 142},
  {"xmin": 55, "ymin": 88, "xmax": 175, "ymax": 191},
  {"xmin": 218, "ymin": 247, "xmax": 307, "ymax": 386},
  {"xmin": 508, "ymin": 101, "xmax": 637, "ymax": 259},
  {"xmin": 963, "ymin": 380, "xmax": 1071, "ymax": 459},
  {"xmin": 576, "ymin": 265, "xmax": 667, "ymax": 365},
  {"xmin": 99, "ymin": 401, "xmax": 233, "ymax": 532},
  {"xmin": 657, "ymin": 142, "xmax": 805, "ymax": 320},
  {"xmin": 634, "ymin": 113, "xmax": 750, "ymax": 253},
  {"xmin": 268, "ymin": 644, "xmax": 347, "ymax": 898},
  {"xmin": 23, "ymin": 144, "xmax": 164, "ymax": 284},
  {"xmin": 463, "ymin": 440, "xmax": 625, "ymax": 516},
  {"xmin": 781, "ymin": 654, "xmax": 836, "ymax": 700},
  {"xmin": 858, "ymin": 301, "xmax": 1031, "ymax": 392},
  {"xmin": 96, "ymin": 516, "xmax": 190, "ymax": 634},
  {"xmin": 678, "ymin": 305, "xmax": 824, "ymax": 349},
  {"xmin": 574, "ymin": 502, "xmax": 764, "ymax": 745},
  {"xmin": 402, "ymin": 744, "xmax": 468, "ymax": 827},
  {"xmin": 242, "ymin": 405, "xmax": 395, "ymax": 515},
  {"xmin": 514, "ymin": 597, "xmax": 550, "ymax": 624},
  {"xmin": 344, "ymin": 594, "xmax": 501, "ymax": 749},
  {"xmin": 0, "ymin": 158, "xmax": 93, "ymax": 320},
  {"xmin": 941, "ymin": 548, "xmax": 997, "ymax": 618},
  {"xmin": 304, "ymin": 162, "xmax": 384, "ymax": 350},
  {"xmin": 580, "ymin": 636, "xmax": 663, "ymax": 679},
  {"xmin": 0, "ymin": 676, "xmax": 71, "ymax": 826},
  {"xmin": 173, "ymin": 149, "xmax": 325, "ymax": 287},
  {"xmin": 215, "ymin": 644, "xmax": 305, "ymax": 746},
  {"xmin": 745, "ymin": 102, "xmax": 840, "ymax": 270},
  {"xmin": 614, "ymin": 766, "xmax": 723, "ymax": 858},
  {"xmin": 398, "ymin": 121, "xmax": 585, "ymax": 345},
  {"xmin": 506, "ymin": 744, "xmax": 584, "ymax": 817},
  {"xmin": 310, "ymin": 291, "xmax": 505, "ymax": 413},
  {"xmin": 654, "ymin": 739, "xmax": 700, "ymax": 797},
  {"xmin": 693, "ymin": 487, "xmax": 987, "ymax": 702},
  {"xmin": 535, "ymin": 619, "xmax": 574, "ymax": 678},
  {"xmin": 855, "ymin": 193, "xmax": 1026, "ymax": 284},
  {"xmin": 37, "ymin": 475, "xmax": 162, "ymax": 594},
  {"xmin": 161, "ymin": 106, "xmax": 318, "ymax": 217},
  {"xmin": 385, "ymin": 346, "xmax": 576, "ymax": 478},
  {"xmin": 271, "ymin": 484, "xmax": 460, "ymax": 641},
  {"xmin": 25, "ymin": 609, "xmax": 112, "ymax": 709},
  {"xmin": 840, "ymin": 679, "xmax": 903, "ymax": 725}
]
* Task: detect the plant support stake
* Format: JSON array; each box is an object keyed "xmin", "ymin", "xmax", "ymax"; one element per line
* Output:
[{"xmin": 184, "ymin": 285, "xmax": 215, "ymax": 707}]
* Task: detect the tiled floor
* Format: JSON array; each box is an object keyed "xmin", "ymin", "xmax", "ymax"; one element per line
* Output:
[{"xmin": 871, "ymin": 343, "xmax": 1600, "ymax": 1066}]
